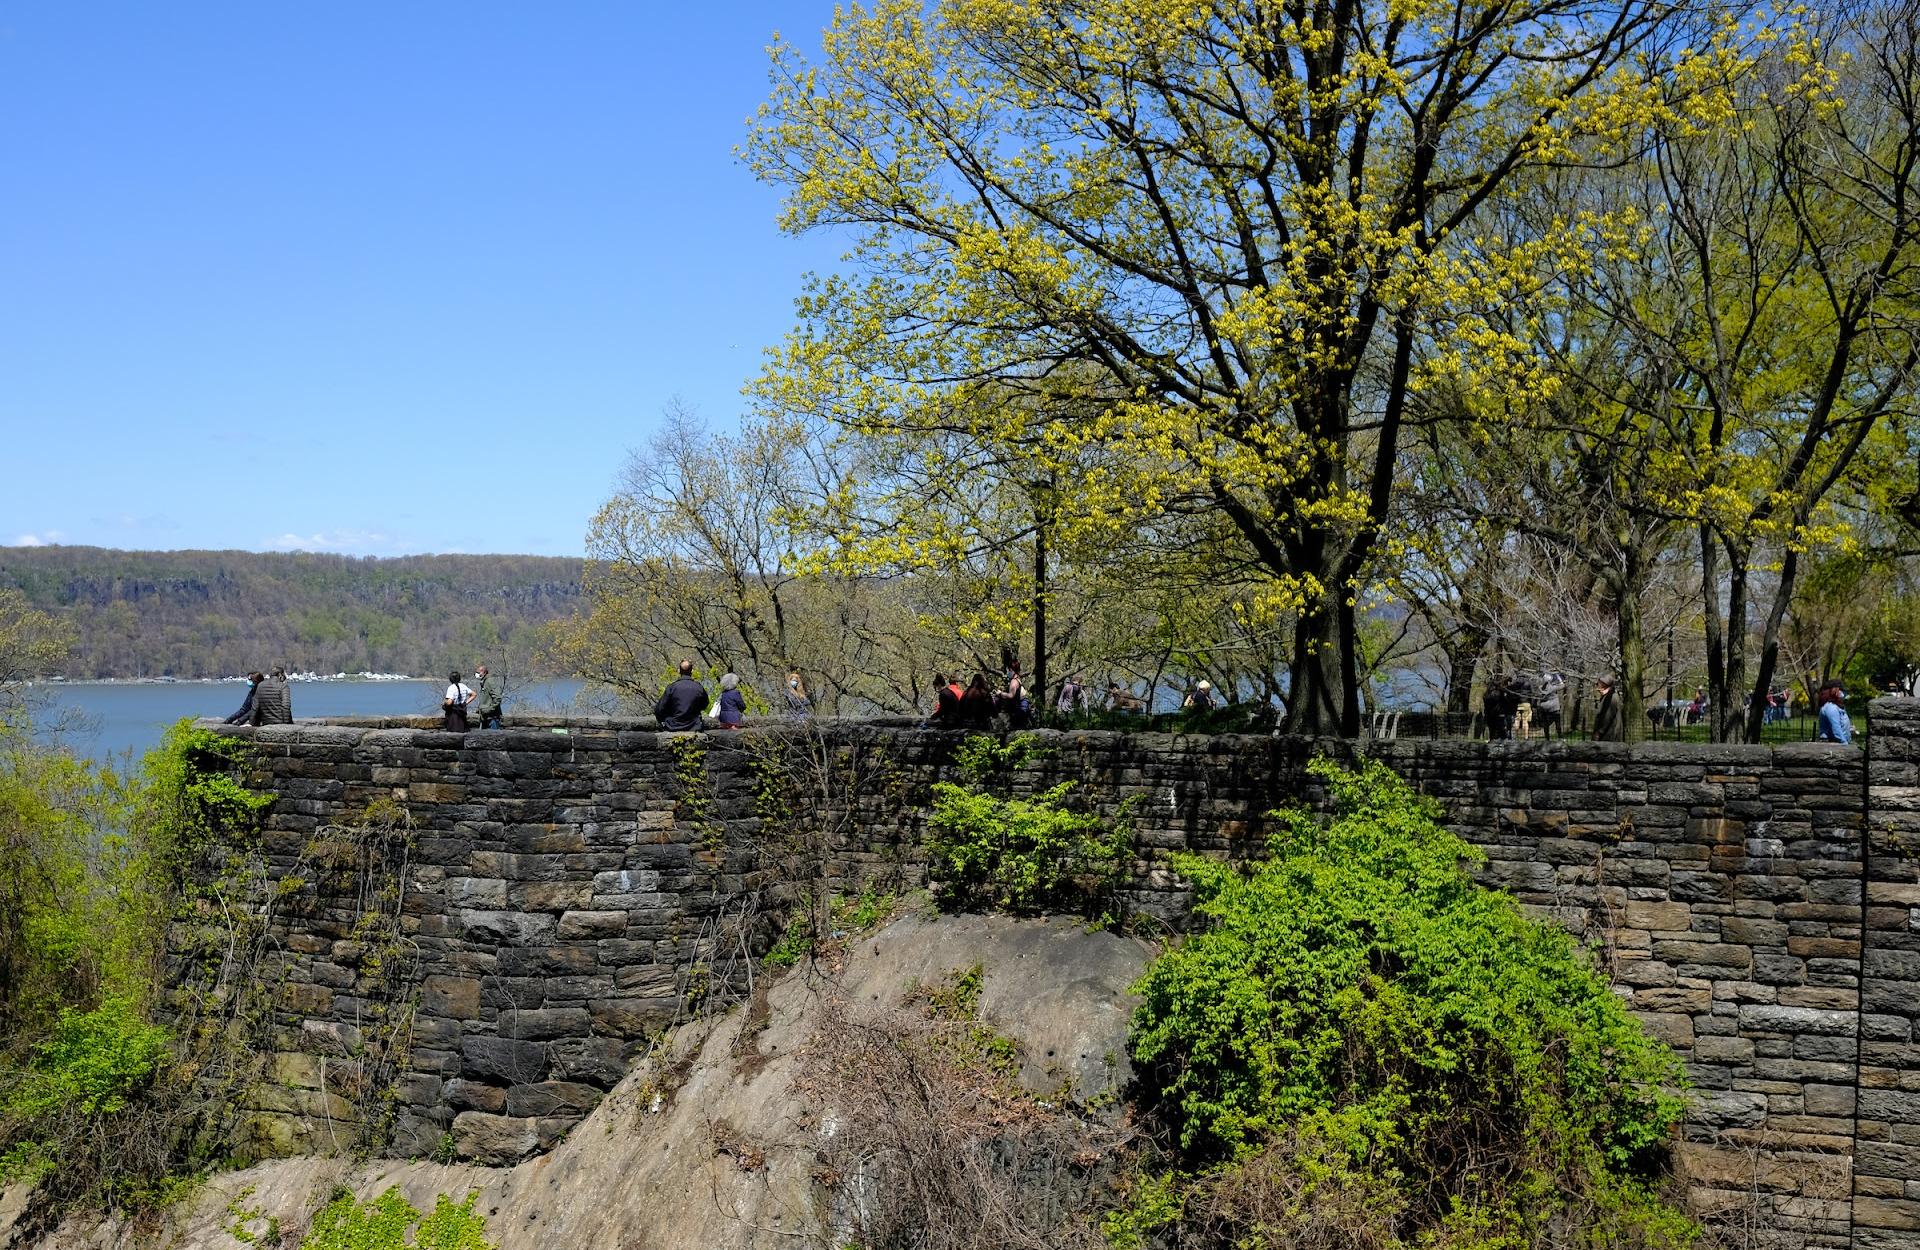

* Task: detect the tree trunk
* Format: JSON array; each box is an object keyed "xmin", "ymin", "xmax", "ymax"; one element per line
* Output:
[
  {"xmin": 1443, "ymin": 629, "xmax": 1488, "ymax": 719},
  {"xmin": 1285, "ymin": 600, "xmax": 1349, "ymax": 735},
  {"xmin": 1700, "ymin": 526, "xmax": 1731, "ymax": 742},
  {"xmin": 1616, "ymin": 566, "xmax": 1648, "ymax": 740},
  {"xmin": 1744, "ymin": 547, "xmax": 1800, "ymax": 743},
  {"xmin": 1032, "ymin": 520, "xmax": 1047, "ymax": 718}
]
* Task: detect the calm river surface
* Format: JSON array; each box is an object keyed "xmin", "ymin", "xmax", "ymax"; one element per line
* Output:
[{"xmin": 28, "ymin": 678, "xmax": 596, "ymax": 763}]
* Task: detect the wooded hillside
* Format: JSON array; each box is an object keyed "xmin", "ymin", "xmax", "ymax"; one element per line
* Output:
[{"xmin": 0, "ymin": 546, "xmax": 582, "ymax": 678}]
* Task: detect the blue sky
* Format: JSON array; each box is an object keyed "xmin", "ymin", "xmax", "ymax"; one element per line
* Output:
[{"xmin": 0, "ymin": 3, "xmax": 844, "ymax": 557}]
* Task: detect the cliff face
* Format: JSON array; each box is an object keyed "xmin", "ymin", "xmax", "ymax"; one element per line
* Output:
[{"xmin": 2, "ymin": 913, "xmax": 1148, "ymax": 1250}]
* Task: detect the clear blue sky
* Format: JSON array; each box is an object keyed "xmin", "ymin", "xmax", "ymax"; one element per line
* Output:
[{"xmin": 0, "ymin": 3, "xmax": 844, "ymax": 558}]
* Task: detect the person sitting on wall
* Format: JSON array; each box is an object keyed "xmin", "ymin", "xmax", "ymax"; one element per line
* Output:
[
  {"xmin": 716, "ymin": 672, "xmax": 746, "ymax": 730},
  {"xmin": 251, "ymin": 666, "xmax": 293, "ymax": 725},
  {"xmin": 223, "ymin": 672, "xmax": 264, "ymax": 725},
  {"xmin": 1815, "ymin": 680, "xmax": 1854, "ymax": 744},
  {"xmin": 927, "ymin": 672, "xmax": 961, "ymax": 726},
  {"xmin": 655, "ymin": 659, "xmax": 711, "ymax": 731},
  {"xmin": 959, "ymin": 673, "xmax": 995, "ymax": 727}
]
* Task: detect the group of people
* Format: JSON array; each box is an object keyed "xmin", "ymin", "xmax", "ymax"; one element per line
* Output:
[
  {"xmin": 1480, "ymin": 671, "xmax": 1567, "ymax": 740},
  {"xmin": 652, "ymin": 663, "xmax": 811, "ymax": 731},
  {"xmin": 221, "ymin": 667, "xmax": 294, "ymax": 726},
  {"xmin": 441, "ymin": 665, "xmax": 505, "ymax": 731},
  {"xmin": 927, "ymin": 667, "xmax": 1032, "ymax": 728},
  {"xmin": 1491, "ymin": 671, "xmax": 1856, "ymax": 744}
]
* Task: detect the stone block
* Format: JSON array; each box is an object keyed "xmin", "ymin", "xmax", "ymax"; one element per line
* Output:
[
  {"xmin": 1634, "ymin": 1011, "xmax": 1694, "ymax": 1047},
  {"xmin": 460, "ymin": 1035, "xmax": 550, "ymax": 1084},
  {"xmin": 421, "ymin": 975, "xmax": 482, "ymax": 1020},
  {"xmin": 549, "ymin": 1036, "xmax": 631, "ymax": 1085},
  {"xmin": 1625, "ymin": 900, "xmax": 1692, "ymax": 932},
  {"xmin": 504, "ymin": 1081, "xmax": 603, "ymax": 1118},
  {"xmin": 557, "ymin": 909, "xmax": 628, "ymax": 940},
  {"xmin": 452, "ymin": 1111, "xmax": 541, "ymax": 1166},
  {"xmin": 1631, "ymin": 986, "xmax": 1711, "ymax": 1013},
  {"xmin": 590, "ymin": 995, "xmax": 678, "ymax": 1039},
  {"xmin": 1855, "ymin": 1196, "xmax": 1920, "ymax": 1232},
  {"xmin": 1737, "ymin": 1004, "xmax": 1857, "ymax": 1036},
  {"xmin": 510, "ymin": 881, "xmax": 592, "ymax": 912},
  {"xmin": 1804, "ymin": 1083, "xmax": 1857, "ymax": 1116},
  {"xmin": 445, "ymin": 877, "xmax": 508, "ymax": 907},
  {"xmin": 496, "ymin": 1007, "xmax": 593, "ymax": 1041},
  {"xmin": 445, "ymin": 1079, "xmax": 508, "ymax": 1112},
  {"xmin": 457, "ymin": 910, "xmax": 558, "ymax": 946},
  {"xmin": 1693, "ymin": 1035, "xmax": 1754, "ymax": 1064}
]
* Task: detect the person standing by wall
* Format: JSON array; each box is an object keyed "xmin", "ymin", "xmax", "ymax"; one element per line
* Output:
[
  {"xmin": 656, "ymin": 660, "xmax": 711, "ymax": 731},
  {"xmin": 251, "ymin": 667, "xmax": 292, "ymax": 725},
  {"xmin": 1534, "ymin": 672, "xmax": 1564, "ymax": 740},
  {"xmin": 473, "ymin": 664, "xmax": 504, "ymax": 729},
  {"xmin": 443, "ymin": 671, "xmax": 474, "ymax": 732},
  {"xmin": 1592, "ymin": 677, "xmax": 1624, "ymax": 743}
]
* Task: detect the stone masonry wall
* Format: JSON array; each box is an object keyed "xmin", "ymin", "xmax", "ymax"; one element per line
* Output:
[{"xmin": 194, "ymin": 705, "xmax": 1920, "ymax": 1250}]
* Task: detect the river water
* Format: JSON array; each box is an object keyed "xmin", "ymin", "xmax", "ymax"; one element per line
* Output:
[{"xmin": 24, "ymin": 678, "xmax": 598, "ymax": 764}]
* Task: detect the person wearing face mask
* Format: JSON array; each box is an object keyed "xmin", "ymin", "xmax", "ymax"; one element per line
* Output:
[{"xmin": 224, "ymin": 672, "xmax": 265, "ymax": 725}]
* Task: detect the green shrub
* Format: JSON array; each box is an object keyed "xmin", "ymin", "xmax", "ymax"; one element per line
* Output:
[
  {"xmin": 1127, "ymin": 757, "xmax": 1690, "ymax": 1245},
  {"xmin": 927, "ymin": 735, "xmax": 1130, "ymax": 916},
  {"xmin": 4, "ymin": 996, "xmax": 169, "ymax": 1120}
]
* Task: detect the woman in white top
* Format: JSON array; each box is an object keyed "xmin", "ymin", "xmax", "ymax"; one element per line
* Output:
[{"xmin": 443, "ymin": 670, "xmax": 475, "ymax": 732}]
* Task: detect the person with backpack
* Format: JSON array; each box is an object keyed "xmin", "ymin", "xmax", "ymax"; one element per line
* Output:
[{"xmin": 442, "ymin": 670, "xmax": 475, "ymax": 731}]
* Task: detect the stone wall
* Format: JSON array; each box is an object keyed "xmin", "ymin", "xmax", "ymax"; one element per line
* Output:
[{"xmin": 193, "ymin": 705, "xmax": 1920, "ymax": 1250}]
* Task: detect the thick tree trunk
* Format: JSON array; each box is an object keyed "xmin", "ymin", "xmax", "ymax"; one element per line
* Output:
[
  {"xmin": 1285, "ymin": 601, "xmax": 1349, "ymax": 735},
  {"xmin": 1443, "ymin": 629, "xmax": 1489, "ymax": 718}
]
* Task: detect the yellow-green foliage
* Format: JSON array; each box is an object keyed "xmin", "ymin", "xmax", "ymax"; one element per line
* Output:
[
  {"xmin": 927, "ymin": 736, "xmax": 1128, "ymax": 916},
  {"xmin": 0, "ymin": 717, "xmax": 272, "ymax": 1203},
  {"xmin": 298, "ymin": 1187, "xmax": 495, "ymax": 1250},
  {"xmin": 1124, "ymin": 757, "xmax": 1691, "ymax": 1246}
]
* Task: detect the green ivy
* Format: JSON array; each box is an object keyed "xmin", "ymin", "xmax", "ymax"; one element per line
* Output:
[
  {"xmin": 298, "ymin": 1187, "xmax": 496, "ymax": 1250},
  {"xmin": 1125, "ymin": 756, "xmax": 1691, "ymax": 1245}
]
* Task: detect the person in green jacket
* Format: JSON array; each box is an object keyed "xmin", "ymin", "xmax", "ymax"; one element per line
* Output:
[{"xmin": 474, "ymin": 664, "xmax": 505, "ymax": 729}]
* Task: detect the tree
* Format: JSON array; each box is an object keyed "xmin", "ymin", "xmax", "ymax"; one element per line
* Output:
[
  {"xmin": 0, "ymin": 588, "xmax": 76, "ymax": 710},
  {"xmin": 552, "ymin": 407, "xmax": 935, "ymax": 714},
  {"xmin": 748, "ymin": 0, "xmax": 1704, "ymax": 732},
  {"xmin": 1516, "ymin": 1, "xmax": 1920, "ymax": 740}
]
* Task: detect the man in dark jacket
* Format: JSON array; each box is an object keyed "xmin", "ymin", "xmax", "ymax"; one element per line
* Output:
[
  {"xmin": 653, "ymin": 660, "xmax": 709, "ymax": 731},
  {"xmin": 251, "ymin": 667, "xmax": 293, "ymax": 725},
  {"xmin": 1592, "ymin": 677, "xmax": 1624, "ymax": 742}
]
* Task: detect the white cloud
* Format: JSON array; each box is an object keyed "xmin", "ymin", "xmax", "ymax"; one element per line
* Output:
[
  {"xmin": 9, "ymin": 530, "xmax": 65, "ymax": 547},
  {"xmin": 262, "ymin": 528, "xmax": 399, "ymax": 556}
]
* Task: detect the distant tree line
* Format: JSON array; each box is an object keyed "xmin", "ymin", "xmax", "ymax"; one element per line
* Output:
[{"xmin": 0, "ymin": 548, "xmax": 580, "ymax": 679}]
